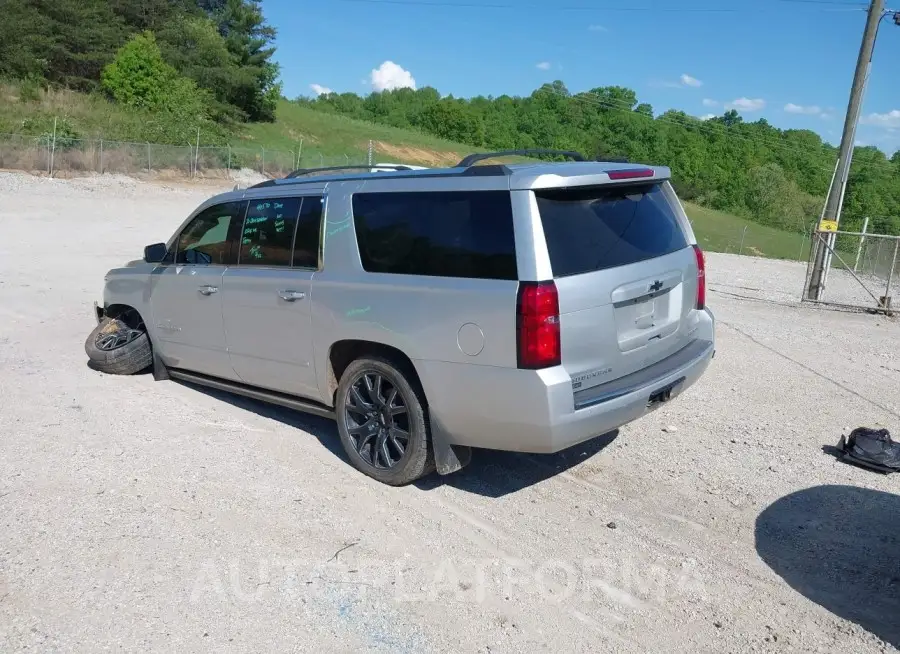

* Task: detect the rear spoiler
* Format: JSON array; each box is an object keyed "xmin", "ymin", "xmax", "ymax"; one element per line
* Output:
[{"xmin": 510, "ymin": 165, "xmax": 671, "ymax": 191}]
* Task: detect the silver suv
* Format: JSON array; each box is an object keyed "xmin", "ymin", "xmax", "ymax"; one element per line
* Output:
[{"xmin": 86, "ymin": 150, "xmax": 715, "ymax": 485}]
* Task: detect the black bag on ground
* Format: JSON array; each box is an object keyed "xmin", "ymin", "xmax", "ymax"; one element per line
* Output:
[{"xmin": 837, "ymin": 428, "xmax": 900, "ymax": 473}]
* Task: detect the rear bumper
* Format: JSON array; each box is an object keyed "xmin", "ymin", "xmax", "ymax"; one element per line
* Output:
[{"xmin": 417, "ymin": 308, "xmax": 715, "ymax": 453}]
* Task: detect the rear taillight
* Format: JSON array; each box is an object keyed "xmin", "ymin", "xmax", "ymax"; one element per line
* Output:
[
  {"xmin": 693, "ymin": 245, "xmax": 706, "ymax": 310},
  {"xmin": 516, "ymin": 281, "xmax": 561, "ymax": 369}
]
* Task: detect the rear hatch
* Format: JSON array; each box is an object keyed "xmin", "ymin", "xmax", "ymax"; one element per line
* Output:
[{"xmin": 534, "ymin": 180, "xmax": 702, "ymax": 397}]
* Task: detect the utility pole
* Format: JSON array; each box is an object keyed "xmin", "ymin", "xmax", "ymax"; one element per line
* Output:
[{"xmin": 806, "ymin": 0, "xmax": 885, "ymax": 301}]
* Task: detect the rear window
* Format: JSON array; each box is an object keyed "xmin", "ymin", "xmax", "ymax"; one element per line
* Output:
[
  {"xmin": 536, "ymin": 183, "xmax": 688, "ymax": 278},
  {"xmin": 352, "ymin": 190, "xmax": 517, "ymax": 280}
]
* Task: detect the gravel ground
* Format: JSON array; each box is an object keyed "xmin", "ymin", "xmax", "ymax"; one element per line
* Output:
[{"xmin": 1, "ymin": 172, "xmax": 899, "ymax": 653}]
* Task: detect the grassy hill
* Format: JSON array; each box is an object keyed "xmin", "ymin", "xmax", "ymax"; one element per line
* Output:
[
  {"xmin": 0, "ymin": 85, "xmax": 810, "ymax": 260},
  {"xmin": 687, "ymin": 202, "xmax": 810, "ymax": 261},
  {"xmin": 240, "ymin": 101, "xmax": 472, "ymax": 166}
]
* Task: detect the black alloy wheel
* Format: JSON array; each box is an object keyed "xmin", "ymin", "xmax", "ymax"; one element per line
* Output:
[{"xmin": 344, "ymin": 371, "xmax": 410, "ymax": 470}]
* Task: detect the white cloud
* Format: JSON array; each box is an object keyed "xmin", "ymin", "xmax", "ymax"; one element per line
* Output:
[
  {"xmin": 726, "ymin": 97, "xmax": 766, "ymax": 112},
  {"xmin": 699, "ymin": 113, "xmax": 717, "ymax": 121},
  {"xmin": 588, "ymin": 24, "xmax": 608, "ymax": 32},
  {"xmin": 370, "ymin": 61, "xmax": 417, "ymax": 92},
  {"xmin": 309, "ymin": 83, "xmax": 333, "ymax": 96},
  {"xmin": 651, "ymin": 75, "xmax": 703, "ymax": 89},
  {"xmin": 861, "ymin": 109, "xmax": 900, "ymax": 129},
  {"xmin": 536, "ymin": 61, "xmax": 552, "ymax": 70},
  {"xmin": 784, "ymin": 103, "xmax": 822, "ymax": 115},
  {"xmin": 702, "ymin": 98, "xmax": 719, "ymax": 108}
]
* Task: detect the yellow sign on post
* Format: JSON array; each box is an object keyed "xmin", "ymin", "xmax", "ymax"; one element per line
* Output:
[{"xmin": 818, "ymin": 219, "xmax": 839, "ymax": 233}]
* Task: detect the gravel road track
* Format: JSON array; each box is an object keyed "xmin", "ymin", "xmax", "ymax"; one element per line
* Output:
[{"xmin": 1, "ymin": 173, "xmax": 898, "ymax": 653}]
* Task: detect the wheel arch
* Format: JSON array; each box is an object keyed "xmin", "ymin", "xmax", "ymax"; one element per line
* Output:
[
  {"xmin": 326, "ymin": 339, "xmax": 424, "ymax": 403},
  {"xmin": 325, "ymin": 338, "xmax": 471, "ymax": 476},
  {"xmin": 103, "ymin": 303, "xmax": 147, "ymax": 329},
  {"xmin": 101, "ymin": 303, "xmax": 166, "ymax": 379}
]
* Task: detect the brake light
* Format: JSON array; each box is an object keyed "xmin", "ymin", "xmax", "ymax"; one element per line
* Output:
[
  {"xmin": 693, "ymin": 245, "xmax": 706, "ymax": 310},
  {"xmin": 517, "ymin": 282, "xmax": 561, "ymax": 369},
  {"xmin": 607, "ymin": 168, "xmax": 654, "ymax": 180}
]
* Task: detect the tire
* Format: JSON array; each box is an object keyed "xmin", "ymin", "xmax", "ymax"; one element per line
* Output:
[
  {"xmin": 84, "ymin": 316, "xmax": 152, "ymax": 375},
  {"xmin": 335, "ymin": 356, "xmax": 434, "ymax": 486}
]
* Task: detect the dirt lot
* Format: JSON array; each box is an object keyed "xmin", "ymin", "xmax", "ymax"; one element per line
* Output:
[{"xmin": 1, "ymin": 172, "xmax": 898, "ymax": 653}]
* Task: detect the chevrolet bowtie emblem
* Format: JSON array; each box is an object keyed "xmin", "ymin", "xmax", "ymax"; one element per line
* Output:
[{"xmin": 649, "ymin": 280, "xmax": 663, "ymax": 292}]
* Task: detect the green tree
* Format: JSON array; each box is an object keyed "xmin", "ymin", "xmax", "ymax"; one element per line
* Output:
[
  {"xmin": 20, "ymin": 0, "xmax": 129, "ymax": 90},
  {"xmin": 109, "ymin": 0, "xmax": 192, "ymax": 31},
  {"xmin": 203, "ymin": 0, "xmax": 281, "ymax": 122},
  {"xmin": 587, "ymin": 86, "xmax": 637, "ymax": 111},
  {"xmin": 421, "ymin": 99, "xmax": 485, "ymax": 145},
  {"xmin": 157, "ymin": 16, "xmax": 245, "ymax": 121},
  {"xmin": 0, "ymin": 0, "xmax": 283, "ymax": 125},
  {"xmin": 0, "ymin": 0, "xmax": 53, "ymax": 80},
  {"xmin": 100, "ymin": 31, "xmax": 217, "ymax": 143},
  {"xmin": 101, "ymin": 32, "xmax": 176, "ymax": 109}
]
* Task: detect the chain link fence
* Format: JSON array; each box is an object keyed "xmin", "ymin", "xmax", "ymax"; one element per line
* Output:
[
  {"xmin": 0, "ymin": 132, "xmax": 370, "ymax": 181},
  {"xmin": 803, "ymin": 227, "xmax": 900, "ymax": 313}
]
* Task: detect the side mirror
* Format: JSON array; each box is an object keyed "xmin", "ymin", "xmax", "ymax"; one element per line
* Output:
[{"xmin": 144, "ymin": 243, "xmax": 168, "ymax": 263}]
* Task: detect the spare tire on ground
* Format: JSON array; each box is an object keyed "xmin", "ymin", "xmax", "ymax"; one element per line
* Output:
[{"xmin": 84, "ymin": 316, "xmax": 152, "ymax": 375}]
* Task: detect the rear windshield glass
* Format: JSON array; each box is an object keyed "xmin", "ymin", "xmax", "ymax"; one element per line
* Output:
[{"xmin": 535, "ymin": 183, "xmax": 688, "ymax": 278}]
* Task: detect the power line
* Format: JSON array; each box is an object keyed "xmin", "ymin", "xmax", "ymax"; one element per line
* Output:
[
  {"xmin": 777, "ymin": 0, "xmax": 867, "ymax": 5},
  {"xmin": 331, "ymin": 0, "xmax": 867, "ymax": 12}
]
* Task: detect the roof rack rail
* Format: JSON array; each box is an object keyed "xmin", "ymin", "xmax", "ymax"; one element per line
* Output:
[
  {"xmin": 284, "ymin": 164, "xmax": 414, "ymax": 179},
  {"xmin": 456, "ymin": 149, "xmax": 586, "ymax": 167}
]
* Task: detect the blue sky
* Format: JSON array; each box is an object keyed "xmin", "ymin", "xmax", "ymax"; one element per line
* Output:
[{"xmin": 265, "ymin": 0, "xmax": 900, "ymax": 154}]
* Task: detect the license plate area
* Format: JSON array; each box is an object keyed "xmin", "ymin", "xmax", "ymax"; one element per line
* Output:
[
  {"xmin": 647, "ymin": 376, "xmax": 686, "ymax": 409},
  {"xmin": 614, "ymin": 287, "xmax": 681, "ymax": 353}
]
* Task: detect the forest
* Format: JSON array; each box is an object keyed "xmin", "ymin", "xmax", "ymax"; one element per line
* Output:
[
  {"xmin": 300, "ymin": 82, "xmax": 900, "ymax": 235},
  {"xmin": 0, "ymin": 0, "xmax": 280, "ymax": 141}
]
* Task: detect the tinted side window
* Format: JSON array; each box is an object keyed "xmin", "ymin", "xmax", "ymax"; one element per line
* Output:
[
  {"xmin": 239, "ymin": 197, "xmax": 302, "ymax": 266},
  {"xmin": 176, "ymin": 201, "xmax": 247, "ymax": 265},
  {"xmin": 535, "ymin": 183, "xmax": 688, "ymax": 278},
  {"xmin": 292, "ymin": 196, "xmax": 324, "ymax": 269},
  {"xmin": 352, "ymin": 191, "xmax": 517, "ymax": 280}
]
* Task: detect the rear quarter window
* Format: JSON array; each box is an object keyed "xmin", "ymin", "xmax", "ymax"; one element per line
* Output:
[
  {"xmin": 536, "ymin": 183, "xmax": 688, "ymax": 278},
  {"xmin": 352, "ymin": 190, "xmax": 517, "ymax": 280}
]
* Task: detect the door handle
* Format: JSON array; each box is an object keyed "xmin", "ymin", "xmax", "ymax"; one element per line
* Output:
[
  {"xmin": 198, "ymin": 285, "xmax": 218, "ymax": 295},
  {"xmin": 277, "ymin": 290, "xmax": 306, "ymax": 302}
]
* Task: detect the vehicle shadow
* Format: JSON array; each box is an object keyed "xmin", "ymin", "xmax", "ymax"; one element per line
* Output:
[
  {"xmin": 755, "ymin": 484, "xmax": 900, "ymax": 648},
  {"xmin": 173, "ymin": 381, "xmax": 618, "ymax": 498},
  {"xmin": 173, "ymin": 381, "xmax": 346, "ymax": 460},
  {"xmin": 415, "ymin": 432, "xmax": 619, "ymax": 498}
]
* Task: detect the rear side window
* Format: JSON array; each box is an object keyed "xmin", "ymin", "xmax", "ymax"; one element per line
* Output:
[
  {"xmin": 536, "ymin": 183, "xmax": 688, "ymax": 277},
  {"xmin": 240, "ymin": 198, "xmax": 302, "ymax": 266},
  {"xmin": 293, "ymin": 196, "xmax": 324, "ymax": 269},
  {"xmin": 352, "ymin": 191, "xmax": 517, "ymax": 280}
]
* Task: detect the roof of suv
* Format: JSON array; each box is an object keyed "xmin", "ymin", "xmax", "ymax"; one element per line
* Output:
[{"xmin": 247, "ymin": 160, "xmax": 671, "ymax": 192}]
